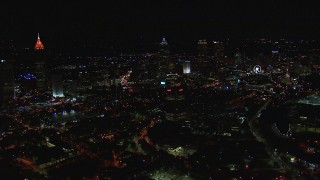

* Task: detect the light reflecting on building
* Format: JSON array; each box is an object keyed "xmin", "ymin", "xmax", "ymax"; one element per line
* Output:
[
  {"xmin": 183, "ymin": 61, "xmax": 191, "ymax": 74},
  {"xmin": 52, "ymin": 74, "xmax": 64, "ymax": 97}
]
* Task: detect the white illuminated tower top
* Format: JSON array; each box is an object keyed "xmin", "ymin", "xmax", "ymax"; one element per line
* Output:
[{"xmin": 160, "ymin": 37, "xmax": 168, "ymax": 46}]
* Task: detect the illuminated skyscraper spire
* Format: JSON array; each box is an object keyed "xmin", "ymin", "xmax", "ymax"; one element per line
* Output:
[
  {"xmin": 34, "ymin": 33, "xmax": 44, "ymax": 50},
  {"xmin": 160, "ymin": 37, "xmax": 168, "ymax": 46},
  {"xmin": 159, "ymin": 37, "xmax": 170, "ymax": 57}
]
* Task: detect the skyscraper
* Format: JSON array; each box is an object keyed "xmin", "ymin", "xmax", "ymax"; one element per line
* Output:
[
  {"xmin": 234, "ymin": 52, "xmax": 242, "ymax": 65},
  {"xmin": 33, "ymin": 33, "xmax": 47, "ymax": 91},
  {"xmin": 212, "ymin": 41, "xmax": 224, "ymax": 60},
  {"xmin": 158, "ymin": 37, "xmax": 172, "ymax": 78},
  {"xmin": 206, "ymin": 41, "xmax": 225, "ymax": 70},
  {"xmin": 52, "ymin": 74, "xmax": 64, "ymax": 98},
  {"xmin": 0, "ymin": 40, "xmax": 15, "ymax": 105},
  {"xmin": 163, "ymin": 74, "xmax": 187, "ymax": 121},
  {"xmin": 198, "ymin": 39, "xmax": 208, "ymax": 57},
  {"xmin": 0, "ymin": 58, "xmax": 14, "ymax": 105},
  {"xmin": 183, "ymin": 61, "xmax": 191, "ymax": 74},
  {"xmin": 34, "ymin": 33, "xmax": 44, "ymax": 50},
  {"xmin": 159, "ymin": 37, "xmax": 170, "ymax": 57}
]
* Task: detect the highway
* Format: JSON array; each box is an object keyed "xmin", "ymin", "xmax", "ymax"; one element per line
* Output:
[{"xmin": 248, "ymin": 99, "xmax": 304, "ymax": 180}]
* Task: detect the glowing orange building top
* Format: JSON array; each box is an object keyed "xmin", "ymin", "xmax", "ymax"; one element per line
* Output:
[{"xmin": 34, "ymin": 33, "xmax": 44, "ymax": 50}]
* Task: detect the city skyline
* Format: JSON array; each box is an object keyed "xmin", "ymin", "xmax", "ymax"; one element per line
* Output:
[
  {"xmin": 1, "ymin": 1, "xmax": 320, "ymax": 179},
  {"xmin": 1, "ymin": 1, "xmax": 320, "ymax": 50}
]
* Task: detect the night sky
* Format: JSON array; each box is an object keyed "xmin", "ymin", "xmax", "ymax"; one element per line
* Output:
[{"xmin": 1, "ymin": 1, "xmax": 320, "ymax": 51}]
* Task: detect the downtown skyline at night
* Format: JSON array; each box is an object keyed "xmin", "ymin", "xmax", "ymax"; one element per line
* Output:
[
  {"xmin": 1, "ymin": 1, "xmax": 320, "ymax": 179},
  {"xmin": 1, "ymin": 1, "xmax": 320, "ymax": 50}
]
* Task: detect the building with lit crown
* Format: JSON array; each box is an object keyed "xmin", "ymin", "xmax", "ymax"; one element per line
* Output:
[
  {"xmin": 33, "ymin": 33, "xmax": 47, "ymax": 91},
  {"xmin": 158, "ymin": 37, "xmax": 173, "ymax": 78},
  {"xmin": 35, "ymin": 33, "xmax": 44, "ymax": 50}
]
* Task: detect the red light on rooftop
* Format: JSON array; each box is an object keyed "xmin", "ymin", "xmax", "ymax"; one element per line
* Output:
[
  {"xmin": 179, "ymin": 89, "xmax": 183, "ymax": 92},
  {"xmin": 34, "ymin": 33, "xmax": 44, "ymax": 50},
  {"xmin": 167, "ymin": 89, "xmax": 172, "ymax": 92}
]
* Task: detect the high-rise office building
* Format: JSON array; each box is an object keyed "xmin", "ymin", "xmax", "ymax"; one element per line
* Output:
[
  {"xmin": 234, "ymin": 52, "xmax": 242, "ymax": 65},
  {"xmin": 163, "ymin": 74, "xmax": 187, "ymax": 121},
  {"xmin": 34, "ymin": 33, "xmax": 45, "ymax": 50},
  {"xmin": 0, "ymin": 40, "xmax": 15, "ymax": 105},
  {"xmin": 164, "ymin": 85, "xmax": 187, "ymax": 121},
  {"xmin": 183, "ymin": 61, "xmax": 191, "ymax": 74},
  {"xmin": 33, "ymin": 33, "xmax": 47, "ymax": 91},
  {"xmin": 0, "ymin": 58, "xmax": 14, "ymax": 105},
  {"xmin": 52, "ymin": 74, "xmax": 64, "ymax": 98},
  {"xmin": 158, "ymin": 37, "xmax": 173, "ymax": 78},
  {"xmin": 159, "ymin": 37, "xmax": 170, "ymax": 57},
  {"xmin": 212, "ymin": 41, "xmax": 224, "ymax": 59},
  {"xmin": 198, "ymin": 39, "xmax": 208, "ymax": 57},
  {"xmin": 34, "ymin": 62, "xmax": 46, "ymax": 90},
  {"xmin": 208, "ymin": 41, "xmax": 225, "ymax": 68}
]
